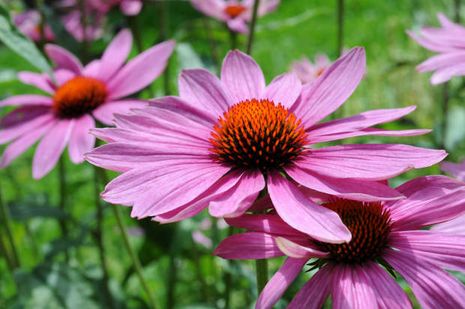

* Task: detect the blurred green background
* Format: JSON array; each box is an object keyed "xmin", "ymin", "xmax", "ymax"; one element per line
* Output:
[{"xmin": 1, "ymin": 0, "xmax": 465, "ymax": 308}]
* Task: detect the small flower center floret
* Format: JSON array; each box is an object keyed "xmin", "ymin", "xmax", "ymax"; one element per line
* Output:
[
  {"xmin": 210, "ymin": 99, "xmax": 308, "ymax": 172},
  {"xmin": 317, "ymin": 200, "xmax": 392, "ymax": 264},
  {"xmin": 224, "ymin": 4, "xmax": 247, "ymax": 18},
  {"xmin": 53, "ymin": 76, "xmax": 107, "ymax": 119}
]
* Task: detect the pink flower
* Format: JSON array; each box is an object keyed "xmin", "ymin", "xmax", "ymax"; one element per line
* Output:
[
  {"xmin": 0, "ymin": 30, "xmax": 174, "ymax": 179},
  {"xmin": 60, "ymin": 0, "xmax": 106, "ymax": 42},
  {"xmin": 431, "ymin": 160, "xmax": 465, "ymax": 234},
  {"xmin": 290, "ymin": 54, "xmax": 331, "ymax": 84},
  {"xmin": 87, "ymin": 47, "xmax": 445, "ymax": 244},
  {"xmin": 14, "ymin": 10, "xmax": 55, "ymax": 42},
  {"xmin": 190, "ymin": 0, "xmax": 280, "ymax": 33},
  {"xmin": 408, "ymin": 13, "xmax": 465, "ymax": 84},
  {"xmin": 215, "ymin": 176, "xmax": 465, "ymax": 308}
]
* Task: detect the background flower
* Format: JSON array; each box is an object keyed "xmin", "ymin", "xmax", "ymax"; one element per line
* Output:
[
  {"xmin": 0, "ymin": 29, "xmax": 174, "ymax": 178},
  {"xmin": 13, "ymin": 10, "xmax": 55, "ymax": 42},
  {"xmin": 290, "ymin": 54, "xmax": 331, "ymax": 84}
]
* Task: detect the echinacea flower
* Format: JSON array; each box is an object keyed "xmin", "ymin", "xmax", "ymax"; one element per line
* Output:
[
  {"xmin": 431, "ymin": 160, "xmax": 465, "ymax": 234},
  {"xmin": 14, "ymin": 10, "xmax": 55, "ymax": 42},
  {"xmin": 0, "ymin": 29, "xmax": 174, "ymax": 179},
  {"xmin": 87, "ymin": 47, "xmax": 445, "ymax": 244},
  {"xmin": 408, "ymin": 13, "xmax": 465, "ymax": 84},
  {"xmin": 290, "ymin": 54, "xmax": 331, "ymax": 84},
  {"xmin": 215, "ymin": 176, "xmax": 465, "ymax": 308},
  {"xmin": 190, "ymin": 0, "xmax": 280, "ymax": 33}
]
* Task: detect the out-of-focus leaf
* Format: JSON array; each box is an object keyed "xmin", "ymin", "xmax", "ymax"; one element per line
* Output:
[
  {"xmin": 0, "ymin": 5, "xmax": 51, "ymax": 74},
  {"xmin": 9, "ymin": 203, "xmax": 67, "ymax": 221},
  {"xmin": 176, "ymin": 43, "xmax": 208, "ymax": 70}
]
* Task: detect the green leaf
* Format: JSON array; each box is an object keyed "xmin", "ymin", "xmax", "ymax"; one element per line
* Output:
[{"xmin": 0, "ymin": 5, "xmax": 52, "ymax": 74}]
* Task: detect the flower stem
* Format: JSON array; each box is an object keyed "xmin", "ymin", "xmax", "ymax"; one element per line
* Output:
[
  {"xmin": 0, "ymin": 183, "xmax": 20, "ymax": 270},
  {"xmin": 203, "ymin": 18, "xmax": 220, "ymax": 66},
  {"xmin": 92, "ymin": 166, "xmax": 113, "ymax": 307},
  {"xmin": 128, "ymin": 16, "xmax": 144, "ymax": 52},
  {"xmin": 58, "ymin": 156, "xmax": 70, "ymax": 262},
  {"xmin": 336, "ymin": 0, "xmax": 345, "ymax": 57},
  {"xmin": 229, "ymin": 29, "xmax": 238, "ymax": 50},
  {"xmin": 246, "ymin": 0, "xmax": 261, "ymax": 54},
  {"xmin": 166, "ymin": 240, "xmax": 178, "ymax": 309},
  {"xmin": 255, "ymin": 259, "xmax": 268, "ymax": 294},
  {"xmin": 454, "ymin": 0, "xmax": 461, "ymax": 23},
  {"xmin": 159, "ymin": 0, "xmax": 172, "ymax": 96},
  {"xmin": 224, "ymin": 226, "xmax": 234, "ymax": 309}
]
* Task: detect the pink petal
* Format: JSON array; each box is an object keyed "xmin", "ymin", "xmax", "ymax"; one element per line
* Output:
[
  {"xmin": 256, "ymin": 258, "xmax": 306, "ymax": 309},
  {"xmin": 221, "ymin": 50, "xmax": 266, "ymax": 103},
  {"xmin": 267, "ymin": 173, "xmax": 351, "ymax": 244},
  {"xmin": 311, "ymin": 128, "xmax": 430, "ymax": 143},
  {"xmin": 93, "ymin": 100, "xmax": 146, "ymax": 125},
  {"xmin": 225, "ymin": 214, "xmax": 304, "ymax": 237},
  {"xmin": 292, "ymin": 47, "xmax": 366, "ymax": 127},
  {"xmin": 286, "ymin": 166, "xmax": 403, "ymax": 201},
  {"xmin": 431, "ymin": 214, "xmax": 465, "ymax": 234},
  {"xmin": 441, "ymin": 160, "xmax": 465, "ymax": 181},
  {"xmin": 98, "ymin": 29, "xmax": 133, "ymax": 81},
  {"xmin": 263, "ymin": 72, "xmax": 301, "ymax": 108},
  {"xmin": 407, "ymin": 30, "xmax": 456, "ymax": 53},
  {"xmin": 120, "ymin": 0, "xmax": 142, "ymax": 16},
  {"xmin": 385, "ymin": 249, "xmax": 465, "ymax": 308},
  {"xmin": 190, "ymin": 0, "xmax": 226, "ymax": 20},
  {"xmin": 0, "ymin": 94, "xmax": 52, "ymax": 107},
  {"xmin": 68, "ymin": 115, "xmax": 95, "ymax": 163},
  {"xmin": 297, "ymin": 144, "xmax": 446, "ymax": 181},
  {"xmin": 358, "ymin": 262, "xmax": 411, "ymax": 309},
  {"xmin": 32, "ymin": 119, "xmax": 74, "ymax": 179},
  {"xmin": 417, "ymin": 52, "xmax": 465, "ymax": 72},
  {"xmin": 44, "ymin": 44, "xmax": 83, "ymax": 74},
  {"xmin": 275, "ymin": 237, "xmax": 328, "ymax": 258},
  {"xmin": 107, "ymin": 40, "xmax": 175, "ymax": 99},
  {"xmin": 0, "ymin": 120, "xmax": 54, "ymax": 168},
  {"xmin": 17, "ymin": 72, "xmax": 54, "ymax": 94},
  {"xmin": 214, "ymin": 232, "xmax": 283, "ymax": 259},
  {"xmin": 0, "ymin": 108, "xmax": 53, "ymax": 144},
  {"xmin": 55, "ymin": 69, "xmax": 75, "ymax": 86},
  {"xmin": 154, "ymin": 171, "xmax": 243, "ymax": 223},
  {"xmin": 388, "ymin": 176, "xmax": 465, "ymax": 230},
  {"xmin": 149, "ymin": 96, "xmax": 217, "ymax": 125},
  {"xmin": 331, "ymin": 265, "xmax": 377, "ymax": 309},
  {"xmin": 309, "ymin": 106, "xmax": 416, "ymax": 137},
  {"xmin": 430, "ymin": 63, "xmax": 465, "ymax": 84},
  {"xmin": 227, "ymin": 18, "xmax": 249, "ymax": 33},
  {"xmin": 82, "ymin": 60, "xmax": 101, "ymax": 78},
  {"xmin": 179, "ymin": 68, "xmax": 232, "ymax": 118},
  {"xmin": 208, "ymin": 170, "xmax": 265, "ymax": 218},
  {"xmin": 390, "ymin": 230, "xmax": 465, "ymax": 273},
  {"xmin": 288, "ymin": 264, "xmax": 333, "ymax": 309}
]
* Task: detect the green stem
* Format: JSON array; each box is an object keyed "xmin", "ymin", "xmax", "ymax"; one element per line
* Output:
[
  {"xmin": 111, "ymin": 199, "xmax": 157, "ymax": 308},
  {"xmin": 166, "ymin": 239, "xmax": 178, "ymax": 309},
  {"xmin": 246, "ymin": 0, "xmax": 261, "ymax": 54},
  {"xmin": 0, "ymin": 182, "xmax": 20, "ymax": 269},
  {"xmin": 229, "ymin": 29, "xmax": 238, "ymax": 50},
  {"xmin": 0, "ymin": 230, "xmax": 15, "ymax": 272},
  {"xmin": 203, "ymin": 18, "xmax": 220, "ymax": 66},
  {"xmin": 255, "ymin": 259, "xmax": 268, "ymax": 294},
  {"xmin": 79, "ymin": 0, "xmax": 89, "ymax": 61},
  {"xmin": 58, "ymin": 156, "xmax": 70, "ymax": 262},
  {"xmin": 128, "ymin": 16, "xmax": 144, "ymax": 52},
  {"xmin": 224, "ymin": 226, "xmax": 234, "ymax": 309},
  {"xmin": 159, "ymin": 0, "xmax": 171, "ymax": 96},
  {"xmin": 336, "ymin": 0, "xmax": 345, "ymax": 57},
  {"xmin": 454, "ymin": 0, "xmax": 461, "ymax": 23},
  {"xmin": 93, "ymin": 166, "xmax": 113, "ymax": 307}
]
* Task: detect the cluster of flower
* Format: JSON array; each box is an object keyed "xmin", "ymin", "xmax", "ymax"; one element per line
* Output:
[{"xmin": 2, "ymin": 1, "xmax": 465, "ymax": 308}]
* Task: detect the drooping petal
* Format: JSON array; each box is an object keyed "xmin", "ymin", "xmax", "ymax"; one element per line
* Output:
[
  {"xmin": 44, "ymin": 44, "xmax": 83, "ymax": 74},
  {"xmin": 179, "ymin": 68, "xmax": 232, "ymax": 118},
  {"xmin": 430, "ymin": 63, "xmax": 465, "ymax": 84},
  {"xmin": 385, "ymin": 249, "xmax": 465, "ymax": 309},
  {"xmin": 296, "ymin": 144, "xmax": 446, "ymax": 181},
  {"xmin": 263, "ymin": 72, "xmax": 301, "ymax": 108},
  {"xmin": 360, "ymin": 262, "xmax": 411, "ymax": 309},
  {"xmin": 417, "ymin": 52, "xmax": 465, "ymax": 72},
  {"xmin": 0, "ymin": 108, "xmax": 52, "ymax": 144},
  {"xmin": 0, "ymin": 94, "xmax": 52, "ymax": 107},
  {"xmin": 98, "ymin": 29, "xmax": 133, "ymax": 81},
  {"xmin": 221, "ymin": 50, "xmax": 266, "ymax": 103},
  {"xmin": 225, "ymin": 214, "xmax": 305, "ymax": 237},
  {"xmin": 32, "ymin": 119, "xmax": 74, "ymax": 179},
  {"xmin": 0, "ymin": 120, "xmax": 54, "ymax": 168},
  {"xmin": 92, "ymin": 100, "xmax": 146, "ymax": 125},
  {"xmin": 190, "ymin": 0, "xmax": 226, "ymax": 20},
  {"xmin": 288, "ymin": 265, "xmax": 334, "ymax": 309},
  {"xmin": 107, "ymin": 40, "xmax": 175, "ymax": 99},
  {"xmin": 331, "ymin": 265, "xmax": 377, "ymax": 309},
  {"xmin": 68, "ymin": 115, "xmax": 95, "ymax": 163},
  {"xmin": 311, "ymin": 128, "xmax": 430, "ymax": 143},
  {"xmin": 388, "ymin": 176, "xmax": 465, "ymax": 230},
  {"xmin": 407, "ymin": 30, "xmax": 456, "ymax": 53},
  {"xmin": 431, "ymin": 214, "xmax": 465, "ymax": 234},
  {"xmin": 286, "ymin": 166, "xmax": 403, "ymax": 201},
  {"xmin": 149, "ymin": 96, "xmax": 217, "ymax": 125},
  {"xmin": 17, "ymin": 72, "xmax": 54, "ymax": 94},
  {"xmin": 256, "ymin": 258, "xmax": 307, "ymax": 309},
  {"xmin": 275, "ymin": 237, "xmax": 328, "ymax": 259},
  {"xmin": 214, "ymin": 232, "xmax": 283, "ymax": 259},
  {"xmin": 209, "ymin": 170, "xmax": 265, "ymax": 218},
  {"xmin": 441, "ymin": 161, "xmax": 465, "ymax": 181},
  {"xmin": 267, "ymin": 173, "xmax": 351, "ymax": 244},
  {"xmin": 390, "ymin": 230, "xmax": 465, "ymax": 273},
  {"xmin": 293, "ymin": 47, "xmax": 366, "ymax": 127}
]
